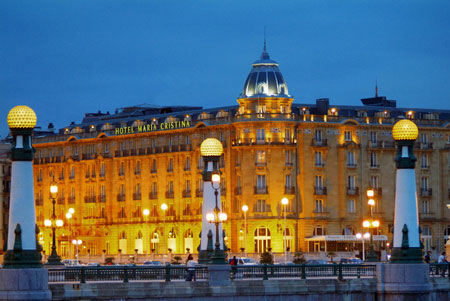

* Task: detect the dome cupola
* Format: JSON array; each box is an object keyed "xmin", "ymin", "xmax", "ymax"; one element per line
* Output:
[{"xmin": 240, "ymin": 44, "xmax": 290, "ymax": 98}]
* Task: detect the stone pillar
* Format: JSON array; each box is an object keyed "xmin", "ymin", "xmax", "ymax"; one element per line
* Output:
[{"xmin": 208, "ymin": 264, "xmax": 231, "ymax": 286}]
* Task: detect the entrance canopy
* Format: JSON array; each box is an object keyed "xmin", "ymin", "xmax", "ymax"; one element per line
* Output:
[{"xmin": 305, "ymin": 235, "xmax": 388, "ymax": 242}]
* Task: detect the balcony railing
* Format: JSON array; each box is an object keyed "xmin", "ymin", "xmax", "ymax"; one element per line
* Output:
[
  {"xmin": 84, "ymin": 196, "xmax": 96, "ymax": 203},
  {"xmin": 35, "ymin": 198, "xmax": 43, "ymax": 206},
  {"xmin": 420, "ymin": 188, "xmax": 432, "ymax": 197},
  {"xmin": 149, "ymin": 192, "xmax": 157, "ymax": 200},
  {"xmin": 314, "ymin": 187, "xmax": 327, "ymax": 195},
  {"xmin": 117, "ymin": 194, "xmax": 125, "ymax": 202},
  {"xmin": 196, "ymin": 189, "xmax": 203, "ymax": 198},
  {"xmin": 182, "ymin": 190, "xmax": 191, "ymax": 198},
  {"xmin": 133, "ymin": 193, "xmax": 142, "ymax": 200},
  {"xmin": 311, "ymin": 139, "xmax": 328, "ymax": 147},
  {"xmin": 347, "ymin": 187, "xmax": 359, "ymax": 195},
  {"xmin": 254, "ymin": 186, "xmax": 268, "ymax": 195},
  {"xmin": 165, "ymin": 191, "xmax": 174, "ymax": 199},
  {"xmin": 98, "ymin": 195, "xmax": 106, "ymax": 203},
  {"xmin": 68, "ymin": 196, "xmax": 76, "ymax": 204},
  {"xmin": 255, "ymin": 162, "xmax": 267, "ymax": 167},
  {"xmin": 416, "ymin": 142, "xmax": 434, "ymax": 150},
  {"xmin": 57, "ymin": 197, "xmax": 65, "ymax": 205},
  {"xmin": 285, "ymin": 186, "xmax": 295, "ymax": 194},
  {"xmin": 150, "ymin": 168, "xmax": 157, "ymax": 174}
]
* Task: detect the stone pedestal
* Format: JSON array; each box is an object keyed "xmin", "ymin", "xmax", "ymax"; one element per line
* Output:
[
  {"xmin": 0, "ymin": 268, "xmax": 51, "ymax": 300},
  {"xmin": 377, "ymin": 263, "xmax": 432, "ymax": 300},
  {"xmin": 208, "ymin": 264, "xmax": 231, "ymax": 286}
]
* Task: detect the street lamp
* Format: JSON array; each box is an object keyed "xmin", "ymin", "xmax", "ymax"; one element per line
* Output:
[
  {"xmin": 72, "ymin": 239, "xmax": 82, "ymax": 265},
  {"xmin": 242, "ymin": 204, "xmax": 248, "ymax": 257},
  {"xmin": 356, "ymin": 232, "xmax": 371, "ymax": 261},
  {"xmin": 45, "ymin": 180, "xmax": 64, "ymax": 266},
  {"xmin": 66, "ymin": 208, "xmax": 74, "ymax": 260},
  {"xmin": 363, "ymin": 219, "xmax": 380, "ymax": 262},
  {"xmin": 206, "ymin": 172, "xmax": 228, "ymax": 264},
  {"xmin": 281, "ymin": 197, "xmax": 289, "ymax": 263},
  {"xmin": 161, "ymin": 203, "xmax": 168, "ymax": 264}
]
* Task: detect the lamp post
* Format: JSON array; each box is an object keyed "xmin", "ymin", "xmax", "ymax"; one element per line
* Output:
[
  {"xmin": 161, "ymin": 203, "xmax": 168, "ymax": 264},
  {"xmin": 363, "ymin": 219, "xmax": 380, "ymax": 262},
  {"xmin": 242, "ymin": 204, "xmax": 248, "ymax": 258},
  {"xmin": 143, "ymin": 208, "xmax": 150, "ymax": 257},
  {"xmin": 66, "ymin": 207, "xmax": 74, "ymax": 260},
  {"xmin": 281, "ymin": 197, "xmax": 288, "ymax": 263},
  {"xmin": 206, "ymin": 172, "xmax": 228, "ymax": 264},
  {"xmin": 45, "ymin": 180, "xmax": 64, "ymax": 266},
  {"xmin": 72, "ymin": 239, "xmax": 82, "ymax": 265},
  {"xmin": 356, "ymin": 232, "xmax": 371, "ymax": 261}
]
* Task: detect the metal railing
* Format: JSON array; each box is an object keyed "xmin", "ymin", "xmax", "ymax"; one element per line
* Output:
[
  {"xmin": 48, "ymin": 264, "xmax": 376, "ymax": 283},
  {"xmin": 429, "ymin": 263, "xmax": 450, "ymax": 278}
]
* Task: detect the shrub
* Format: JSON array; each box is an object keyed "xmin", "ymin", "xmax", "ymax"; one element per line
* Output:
[{"xmin": 259, "ymin": 251, "xmax": 273, "ymax": 264}]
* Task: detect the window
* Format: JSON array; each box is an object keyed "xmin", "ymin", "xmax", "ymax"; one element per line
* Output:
[
  {"xmin": 314, "ymin": 130, "xmax": 322, "ymax": 141},
  {"xmin": 421, "ymin": 133, "xmax": 428, "ymax": 144},
  {"xmin": 421, "ymin": 200, "xmax": 430, "ymax": 214},
  {"xmin": 347, "ymin": 151, "xmax": 355, "ymax": 167},
  {"xmin": 344, "ymin": 131, "xmax": 352, "ymax": 142},
  {"xmin": 185, "ymin": 157, "xmax": 191, "ymax": 171},
  {"xmin": 135, "ymin": 161, "xmax": 141, "ymax": 175},
  {"xmin": 421, "ymin": 177, "xmax": 429, "ymax": 190},
  {"xmin": 103, "ymin": 143, "xmax": 109, "ymax": 153},
  {"xmin": 422, "ymin": 226, "xmax": 432, "ymax": 252},
  {"xmin": 119, "ymin": 162, "xmax": 125, "ymax": 176},
  {"xmin": 198, "ymin": 178, "xmax": 204, "ymax": 192},
  {"xmin": 100, "ymin": 185, "xmax": 106, "ymax": 197},
  {"xmin": 256, "ymin": 151, "xmax": 266, "ymax": 165},
  {"xmin": 198, "ymin": 154, "xmax": 204, "ymax": 169},
  {"xmin": 256, "ymin": 128, "xmax": 265, "ymax": 142},
  {"xmin": 315, "ymin": 199, "xmax": 324, "ymax": 213},
  {"xmin": 315, "ymin": 175, "xmax": 323, "ymax": 189},
  {"xmin": 168, "ymin": 158, "xmax": 173, "ymax": 172},
  {"xmin": 254, "ymin": 227, "xmax": 271, "ymax": 253},
  {"xmin": 119, "ymin": 184, "xmax": 125, "ymax": 196},
  {"xmin": 347, "ymin": 175, "xmax": 355, "ymax": 189},
  {"xmin": 369, "ymin": 131, "xmax": 377, "ymax": 143},
  {"xmin": 313, "ymin": 226, "xmax": 325, "ymax": 236},
  {"xmin": 285, "ymin": 175, "xmax": 292, "ymax": 188},
  {"xmin": 285, "ymin": 150, "xmax": 292, "ymax": 166},
  {"xmin": 119, "ymin": 206, "xmax": 126, "ymax": 218},
  {"xmin": 185, "ymin": 180, "xmax": 191, "ymax": 192},
  {"xmin": 100, "ymin": 162, "xmax": 105, "ymax": 177},
  {"xmin": 370, "ymin": 152, "xmax": 378, "ymax": 167},
  {"xmin": 151, "ymin": 159, "xmax": 157, "ymax": 173},
  {"xmin": 186, "ymin": 135, "xmax": 191, "ymax": 145},
  {"xmin": 285, "ymin": 128, "xmax": 291, "ymax": 142},
  {"xmin": 256, "ymin": 200, "xmax": 267, "ymax": 212},
  {"xmin": 315, "ymin": 151, "xmax": 323, "ymax": 166},
  {"xmin": 342, "ymin": 226, "xmax": 354, "ymax": 235},
  {"xmin": 421, "ymin": 154, "xmax": 429, "ymax": 168},
  {"xmin": 370, "ymin": 176, "xmax": 379, "ymax": 188},
  {"xmin": 168, "ymin": 181, "xmax": 174, "ymax": 193},
  {"xmin": 257, "ymin": 175, "xmax": 266, "ymax": 188},
  {"xmin": 347, "ymin": 200, "xmax": 355, "ymax": 213},
  {"xmin": 70, "ymin": 166, "xmax": 75, "ymax": 179}
]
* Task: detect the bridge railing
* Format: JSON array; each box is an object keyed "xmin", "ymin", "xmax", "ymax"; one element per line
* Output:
[
  {"xmin": 429, "ymin": 263, "xmax": 450, "ymax": 278},
  {"xmin": 48, "ymin": 264, "xmax": 377, "ymax": 283}
]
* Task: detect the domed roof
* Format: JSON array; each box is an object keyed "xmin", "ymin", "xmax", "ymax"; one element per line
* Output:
[{"xmin": 240, "ymin": 45, "xmax": 290, "ymax": 98}]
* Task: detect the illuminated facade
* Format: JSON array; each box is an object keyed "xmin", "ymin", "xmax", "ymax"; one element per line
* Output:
[{"xmin": 30, "ymin": 48, "xmax": 450, "ymax": 258}]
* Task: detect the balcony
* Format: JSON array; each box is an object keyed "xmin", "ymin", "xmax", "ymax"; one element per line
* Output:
[
  {"xmin": 255, "ymin": 162, "xmax": 267, "ymax": 167},
  {"xmin": 420, "ymin": 188, "xmax": 432, "ymax": 197},
  {"xmin": 347, "ymin": 163, "xmax": 357, "ymax": 168},
  {"xmin": 367, "ymin": 141, "xmax": 383, "ymax": 148},
  {"xmin": 184, "ymin": 166, "xmax": 191, "ymax": 172},
  {"xmin": 35, "ymin": 198, "xmax": 43, "ymax": 206},
  {"xmin": 220, "ymin": 188, "xmax": 226, "ymax": 196},
  {"xmin": 415, "ymin": 142, "xmax": 434, "ymax": 150},
  {"xmin": 149, "ymin": 192, "xmax": 157, "ymax": 200},
  {"xmin": 182, "ymin": 190, "xmax": 191, "ymax": 198},
  {"xmin": 150, "ymin": 168, "xmax": 157, "ymax": 174},
  {"xmin": 98, "ymin": 195, "xmax": 106, "ymax": 203},
  {"xmin": 134, "ymin": 170, "xmax": 141, "ymax": 176},
  {"xmin": 68, "ymin": 196, "xmax": 76, "ymax": 204},
  {"xmin": 139, "ymin": 148, "xmax": 146, "ymax": 155},
  {"xmin": 312, "ymin": 207, "xmax": 329, "ymax": 218},
  {"xmin": 167, "ymin": 167, "xmax": 174, "ymax": 173},
  {"xmin": 57, "ymin": 197, "xmax": 65, "ymax": 205},
  {"xmin": 196, "ymin": 189, "xmax": 203, "ymax": 198},
  {"xmin": 117, "ymin": 194, "xmax": 125, "ymax": 202},
  {"xmin": 311, "ymin": 139, "xmax": 328, "ymax": 147},
  {"xmin": 314, "ymin": 187, "xmax": 327, "ymax": 195},
  {"xmin": 84, "ymin": 196, "xmax": 96, "ymax": 203},
  {"xmin": 133, "ymin": 193, "xmax": 142, "ymax": 200},
  {"xmin": 253, "ymin": 204, "xmax": 272, "ymax": 213},
  {"xmin": 347, "ymin": 187, "xmax": 359, "ymax": 196},
  {"xmin": 285, "ymin": 186, "xmax": 295, "ymax": 195},
  {"xmin": 165, "ymin": 191, "xmax": 174, "ymax": 199},
  {"xmin": 254, "ymin": 186, "xmax": 268, "ymax": 195}
]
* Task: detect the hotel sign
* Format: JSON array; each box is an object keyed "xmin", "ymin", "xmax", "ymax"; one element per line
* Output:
[{"xmin": 114, "ymin": 121, "xmax": 191, "ymax": 135}]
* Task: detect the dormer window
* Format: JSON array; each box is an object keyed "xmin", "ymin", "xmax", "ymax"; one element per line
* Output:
[
  {"xmin": 407, "ymin": 111, "xmax": 414, "ymax": 119},
  {"xmin": 329, "ymin": 108, "xmax": 338, "ymax": 116}
]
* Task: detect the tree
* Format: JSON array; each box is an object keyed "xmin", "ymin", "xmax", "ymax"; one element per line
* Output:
[{"xmin": 259, "ymin": 251, "xmax": 273, "ymax": 264}]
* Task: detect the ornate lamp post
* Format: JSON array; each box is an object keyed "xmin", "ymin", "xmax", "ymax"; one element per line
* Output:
[
  {"xmin": 362, "ymin": 219, "xmax": 379, "ymax": 262},
  {"xmin": 66, "ymin": 207, "xmax": 74, "ymax": 260},
  {"xmin": 45, "ymin": 180, "xmax": 64, "ymax": 266},
  {"xmin": 391, "ymin": 119, "xmax": 422, "ymax": 263},
  {"xmin": 356, "ymin": 232, "xmax": 371, "ymax": 261},
  {"xmin": 281, "ymin": 197, "xmax": 288, "ymax": 263},
  {"xmin": 242, "ymin": 204, "xmax": 248, "ymax": 257},
  {"xmin": 161, "ymin": 203, "xmax": 168, "ymax": 264},
  {"xmin": 206, "ymin": 172, "xmax": 228, "ymax": 264}
]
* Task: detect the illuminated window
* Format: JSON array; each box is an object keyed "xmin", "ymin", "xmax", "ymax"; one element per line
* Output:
[
  {"xmin": 370, "ymin": 131, "xmax": 377, "ymax": 143},
  {"xmin": 344, "ymin": 131, "xmax": 352, "ymax": 142},
  {"xmin": 256, "ymin": 151, "xmax": 266, "ymax": 165},
  {"xmin": 315, "ymin": 200, "xmax": 324, "ymax": 213},
  {"xmin": 342, "ymin": 226, "xmax": 354, "ymax": 235},
  {"xmin": 421, "ymin": 154, "xmax": 429, "ymax": 168},
  {"xmin": 256, "ymin": 128, "xmax": 265, "ymax": 142}
]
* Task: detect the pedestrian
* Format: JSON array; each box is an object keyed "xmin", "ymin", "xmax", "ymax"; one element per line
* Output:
[
  {"xmin": 230, "ymin": 256, "xmax": 237, "ymax": 266},
  {"xmin": 438, "ymin": 252, "xmax": 447, "ymax": 263},
  {"xmin": 424, "ymin": 251, "xmax": 431, "ymax": 263},
  {"xmin": 185, "ymin": 254, "xmax": 196, "ymax": 282}
]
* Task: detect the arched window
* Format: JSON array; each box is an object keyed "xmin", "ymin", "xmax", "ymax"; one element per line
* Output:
[
  {"xmin": 136, "ymin": 231, "xmax": 143, "ymax": 239},
  {"xmin": 254, "ymin": 227, "xmax": 271, "ymax": 253},
  {"xmin": 118, "ymin": 231, "xmax": 127, "ymax": 253},
  {"xmin": 120, "ymin": 231, "xmax": 127, "ymax": 239},
  {"xmin": 151, "ymin": 231, "xmax": 160, "ymax": 254},
  {"xmin": 342, "ymin": 226, "xmax": 354, "ymax": 235}
]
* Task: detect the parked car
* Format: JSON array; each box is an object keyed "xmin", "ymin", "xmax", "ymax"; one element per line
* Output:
[
  {"xmin": 229, "ymin": 257, "xmax": 257, "ymax": 265},
  {"xmin": 143, "ymin": 261, "xmax": 163, "ymax": 266},
  {"xmin": 87, "ymin": 262, "xmax": 101, "ymax": 267},
  {"xmin": 306, "ymin": 259, "xmax": 329, "ymax": 265},
  {"xmin": 340, "ymin": 258, "xmax": 363, "ymax": 264}
]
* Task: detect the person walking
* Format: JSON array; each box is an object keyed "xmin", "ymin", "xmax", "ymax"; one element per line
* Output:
[
  {"xmin": 185, "ymin": 254, "xmax": 196, "ymax": 281},
  {"xmin": 424, "ymin": 251, "xmax": 431, "ymax": 263}
]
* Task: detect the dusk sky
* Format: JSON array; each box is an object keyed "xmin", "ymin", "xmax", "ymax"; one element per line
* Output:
[{"xmin": 1, "ymin": 0, "xmax": 449, "ymax": 137}]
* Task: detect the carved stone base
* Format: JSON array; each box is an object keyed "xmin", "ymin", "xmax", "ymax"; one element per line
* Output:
[
  {"xmin": 0, "ymin": 268, "xmax": 51, "ymax": 300},
  {"xmin": 390, "ymin": 247, "xmax": 423, "ymax": 263},
  {"xmin": 3, "ymin": 250, "xmax": 42, "ymax": 269}
]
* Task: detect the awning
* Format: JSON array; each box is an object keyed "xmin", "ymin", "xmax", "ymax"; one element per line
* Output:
[{"xmin": 305, "ymin": 235, "xmax": 388, "ymax": 242}]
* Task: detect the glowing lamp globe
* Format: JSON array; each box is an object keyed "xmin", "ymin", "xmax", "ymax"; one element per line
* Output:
[
  {"xmin": 372, "ymin": 220, "xmax": 380, "ymax": 227},
  {"xmin": 56, "ymin": 220, "xmax": 64, "ymax": 227},
  {"xmin": 44, "ymin": 219, "xmax": 52, "ymax": 227},
  {"xmin": 219, "ymin": 212, "xmax": 228, "ymax": 221},
  {"xmin": 200, "ymin": 138, "xmax": 223, "ymax": 157},
  {"xmin": 364, "ymin": 233, "xmax": 371, "ymax": 239},
  {"xmin": 356, "ymin": 233, "xmax": 362, "ymax": 239},
  {"xmin": 363, "ymin": 220, "xmax": 370, "ymax": 228},
  {"xmin": 392, "ymin": 119, "xmax": 418, "ymax": 141},
  {"xmin": 242, "ymin": 205, "xmax": 248, "ymax": 212},
  {"xmin": 206, "ymin": 213, "xmax": 215, "ymax": 222},
  {"xmin": 7, "ymin": 105, "xmax": 37, "ymax": 129}
]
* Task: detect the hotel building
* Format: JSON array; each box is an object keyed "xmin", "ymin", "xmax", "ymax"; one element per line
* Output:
[{"xmin": 28, "ymin": 47, "xmax": 450, "ymax": 258}]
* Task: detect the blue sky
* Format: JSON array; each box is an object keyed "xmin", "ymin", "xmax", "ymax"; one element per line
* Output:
[{"xmin": 1, "ymin": 0, "xmax": 450, "ymax": 137}]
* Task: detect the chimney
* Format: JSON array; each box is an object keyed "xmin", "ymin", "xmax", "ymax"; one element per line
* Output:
[{"xmin": 316, "ymin": 98, "xmax": 329, "ymax": 115}]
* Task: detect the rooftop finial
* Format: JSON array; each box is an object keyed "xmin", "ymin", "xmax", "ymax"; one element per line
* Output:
[
  {"xmin": 264, "ymin": 26, "xmax": 267, "ymax": 52},
  {"xmin": 375, "ymin": 79, "xmax": 378, "ymax": 97}
]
